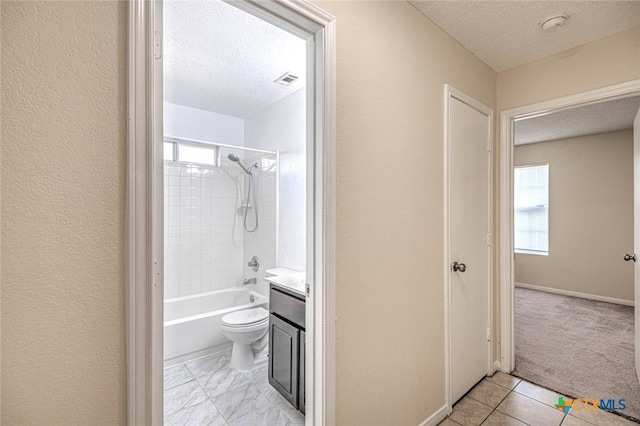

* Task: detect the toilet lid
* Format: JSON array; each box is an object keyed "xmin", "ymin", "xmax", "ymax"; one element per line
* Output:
[{"xmin": 222, "ymin": 307, "xmax": 269, "ymax": 326}]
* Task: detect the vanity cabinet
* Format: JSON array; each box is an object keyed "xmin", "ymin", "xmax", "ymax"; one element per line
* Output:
[{"xmin": 269, "ymin": 285, "xmax": 305, "ymax": 413}]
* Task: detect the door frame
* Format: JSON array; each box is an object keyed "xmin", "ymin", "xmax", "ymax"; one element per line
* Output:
[
  {"xmin": 444, "ymin": 84, "xmax": 495, "ymax": 412},
  {"xmin": 498, "ymin": 79, "xmax": 640, "ymax": 373},
  {"xmin": 126, "ymin": 1, "xmax": 336, "ymax": 424}
]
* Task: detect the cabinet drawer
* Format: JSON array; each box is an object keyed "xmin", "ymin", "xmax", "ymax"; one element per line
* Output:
[{"xmin": 270, "ymin": 287, "xmax": 305, "ymax": 328}]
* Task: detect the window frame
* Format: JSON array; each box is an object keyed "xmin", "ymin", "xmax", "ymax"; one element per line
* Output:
[
  {"xmin": 163, "ymin": 139, "xmax": 220, "ymax": 167},
  {"xmin": 514, "ymin": 163, "xmax": 549, "ymax": 256}
]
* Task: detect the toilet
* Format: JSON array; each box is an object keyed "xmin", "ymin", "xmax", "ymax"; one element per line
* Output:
[{"xmin": 220, "ymin": 307, "xmax": 269, "ymax": 370}]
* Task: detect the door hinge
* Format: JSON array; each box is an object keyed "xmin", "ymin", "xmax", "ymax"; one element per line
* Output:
[
  {"xmin": 305, "ymin": 282, "xmax": 311, "ymax": 296},
  {"xmin": 154, "ymin": 31, "xmax": 162, "ymax": 59},
  {"xmin": 487, "ymin": 139, "xmax": 493, "ymax": 151},
  {"xmin": 487, "ymin": 233, "xmax": 492, "ymax": 246},
  {"xmin": 153, "ymin": 259, "xmax": 160, "ymax": 288},
  {"xmin": 487, "ymin": 328, "xmax": 492, "ymax": 341}
]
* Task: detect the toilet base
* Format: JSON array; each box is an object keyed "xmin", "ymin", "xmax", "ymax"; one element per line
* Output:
[{"xmin": 229, "ymin": 342, "xmax": 255, "ymax": 370}]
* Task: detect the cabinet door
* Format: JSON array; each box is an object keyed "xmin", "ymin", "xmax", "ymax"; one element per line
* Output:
[
  {"xmin": 299, "ymin": 330, "xmax": 305, "ymax": 415},
  {"xmin": 269, "ymin": 314, "xmax": 299, "ymax": 408}
]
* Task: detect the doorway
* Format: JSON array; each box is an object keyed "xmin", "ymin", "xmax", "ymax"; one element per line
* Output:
[
  {"xmin": 512, "ymin": 95, "xmax": 640, "ymax": 417},
  {"xmin": 499, "ymin": 80, "xmax": 640, "ymax": 414},
  {"xmin": 126, "ymin": 1, "xmax": 336, "ymax": 424},
  {"xmin": 499, "ymin": 80, "xmax": 640, "ymax": 369},
  {"xmin": 161, "ymin": 1, "xmax": 308, "ymax": 417}
]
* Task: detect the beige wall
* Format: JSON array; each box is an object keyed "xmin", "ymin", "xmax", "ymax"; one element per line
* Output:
[
  {"xmin": 1, "ymin": 2, "xmax": 126, "ymax": 424},
  {"xmin": 495, "ymin": 27, "xmax": 640, "ymax": 361},
  {"xmin": 514, "ymin": 130, "xmax": 634, "ymax": 301},
  {"xmin": 0, "ymin": 1, "xmax": 3, "ymax": 416},
  {"xmin": 498, "ymin": 27, "xmax": 640, "ymax": 112},
  {"xmin": 0, "ymin": 0, "xmax": 497, "ymax": 424},
  {"xmin": 314, "ymin": 1, "xmax": 496, "ymax": 423}
]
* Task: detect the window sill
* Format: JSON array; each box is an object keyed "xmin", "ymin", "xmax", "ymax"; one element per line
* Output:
[{"xmin": 515, "ymin": 249, "xmax": 548, "ymax": 256}]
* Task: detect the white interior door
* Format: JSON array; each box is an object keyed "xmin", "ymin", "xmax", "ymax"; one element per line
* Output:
[
  {"xmin": 634, "ymin": 106, "xmax": 640, "ymax": 383},
  {"xmin": 448, "ymin": 91, "xmax": 492, "ymax": 404}
]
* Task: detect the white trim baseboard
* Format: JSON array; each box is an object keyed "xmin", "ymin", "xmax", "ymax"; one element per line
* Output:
[
  {"xmin": 492, "ymin": 360, "xmax": 501, "ymax": 375},
  {"xmin": 419, "ymin": 405, "xmax": 449, "ymax": 426},
  {"xmin": 515, "ymin": 282, "xmax": 634, "ymax": 307}
]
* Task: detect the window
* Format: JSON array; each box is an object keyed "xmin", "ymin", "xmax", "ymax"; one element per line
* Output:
[
  {"xmin": 177, "ymin": 144, "xmax": 217, "ymax": 166},
  {"xmin": 163, "ymin": 140, "xmax": 219, "ymax": 166},
  {"xmin": 514, "ymin": 164, "xmax": 549, "ymax": 255}
]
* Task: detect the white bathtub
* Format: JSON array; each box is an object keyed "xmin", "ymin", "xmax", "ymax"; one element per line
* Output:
[{"xmin": 164, "ymin": 287, "xmax": 268, "ymax": 366}]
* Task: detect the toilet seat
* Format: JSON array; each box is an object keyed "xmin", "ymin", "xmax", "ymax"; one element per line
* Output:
[{"xmin": 221, "ymin": 307, "xmax": 269, "ymax": 328}]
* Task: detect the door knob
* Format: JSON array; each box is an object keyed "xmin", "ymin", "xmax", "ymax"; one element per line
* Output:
[
  {"xmin": 452, "ymin": 261, "xmax": 467, "ymax": 272},
  {"xmin": 624, "ymin": 253, "xmax": 636, "ymax": 262}
]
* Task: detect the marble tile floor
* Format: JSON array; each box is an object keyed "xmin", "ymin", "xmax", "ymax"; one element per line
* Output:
[
  {"xmin": 440, "ymin": 372, "xmax": 640, "ymax": 426},
  {"xmin": 164, "ymin": 349, "xmax": 305, "ymax": 426}
]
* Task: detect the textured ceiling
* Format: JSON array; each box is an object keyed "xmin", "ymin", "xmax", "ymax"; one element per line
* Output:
[
  {"xmin": 515, "ymin": 96, "xmax": 640, "ymax": 145},
  {"xmin": 164, "ymin": 0, "xmax": 306, "ymax": 118},
  {"xmin": 409, "ymin": 1, "xmax": 640, "ymax": 71}
]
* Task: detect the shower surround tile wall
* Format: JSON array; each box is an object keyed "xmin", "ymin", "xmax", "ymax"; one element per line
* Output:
[
  {"xmin": 164, "ymin": 162, "xmax": 245, "ymax": 299},
  {"xmin": 164, "ymin": 157, "xmax": 277, "ymax": 300}
]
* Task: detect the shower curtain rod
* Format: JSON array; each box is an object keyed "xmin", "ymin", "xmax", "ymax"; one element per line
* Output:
[{"xmin": 164, "ymin": 135, "xmax": 277, "ymax": 155}]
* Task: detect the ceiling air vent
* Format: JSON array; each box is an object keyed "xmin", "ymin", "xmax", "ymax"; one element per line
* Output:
[{"xmin": 274, "ymin": 72, "xmax": 299, "ymax": 86}]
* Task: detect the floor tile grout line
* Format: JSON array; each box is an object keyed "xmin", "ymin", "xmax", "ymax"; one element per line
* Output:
[
  {"xmin": 507, "ymin": 379, "xmax": 619, "ymax": 425},
  {"xmin": 195, "ymin": 374, "xmax": 231, "ymax": 426},
  {"xmin": 476, "ymin": 387, "xmax": 535, "ymax": 426},
  {"xmin": 507, "ymin": 388, "xmax": 568, "ymax": 425},
  {"xmin": 450, "ymin": 374, "xmax": 518, "ymax": 425},
  {"xmin": 469, "ymin": 376, "xmax": 521, "ymax": 425},
  {"xmin": 169, "ymin": 353, "xmax": 233, "ymax": 426},
  {"xmin": 485, "ymin": 376, "xmax": 521, "ymax": 392},
  {"xmin": 467, "ymin": 393, "xmax": 500, "ymax": 424},
  {"xmin": 470, "ymin": 376, "xmax": 570, "ymax": 426},
  {"xmin": 196, "ymin": 369, "xmax": 238, "ymax": 426},
  {"xmin": 165, "ymin": 352, "xmax": 300, "ymax": 426},
  {"xmin": 449, "ymin": 373, "xmax": 640, "ymax": 426},
  {"xmin": 163, "ymin": 377, "xmax": 197, "ymax": 392}
]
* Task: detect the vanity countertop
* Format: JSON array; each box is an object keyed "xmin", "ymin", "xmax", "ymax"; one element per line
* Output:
[{"xmin": 265, "ymin": 275, "xmax": 306, "ymax": 298}]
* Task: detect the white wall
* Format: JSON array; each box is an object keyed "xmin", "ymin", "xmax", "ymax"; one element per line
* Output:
[
  {"xmin": 245, "ymin": 88, "xmax": 306, "ymax": 273},
  {"xmin": 164, "ymin": 102, "xmax": 244, "ymax": 146}
]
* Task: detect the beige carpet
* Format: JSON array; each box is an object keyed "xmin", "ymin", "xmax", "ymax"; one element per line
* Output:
[{"xmin": 513, "ymin": 287, "xmax": 640, "ymax": 422}]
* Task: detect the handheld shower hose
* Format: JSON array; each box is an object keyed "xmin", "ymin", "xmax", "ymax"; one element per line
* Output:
[{"xmin": 227, "ymin": 154, "xmax": 259, "ymax": 232}]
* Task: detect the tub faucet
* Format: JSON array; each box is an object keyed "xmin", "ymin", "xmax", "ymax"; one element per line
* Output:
[{"xmin": 243, "ymin": 278, "xmax": 257, "ymax": 285}]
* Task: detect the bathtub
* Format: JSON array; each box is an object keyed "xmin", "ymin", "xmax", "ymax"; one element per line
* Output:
[{"xmin": 164, "ymin": 287, "xmax": 268, "ymax": 366}]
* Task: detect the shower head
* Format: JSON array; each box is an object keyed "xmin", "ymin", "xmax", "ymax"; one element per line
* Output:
[{"xmin": 227, "ymin": 153, "xmax": 258, "ymax": 175}]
